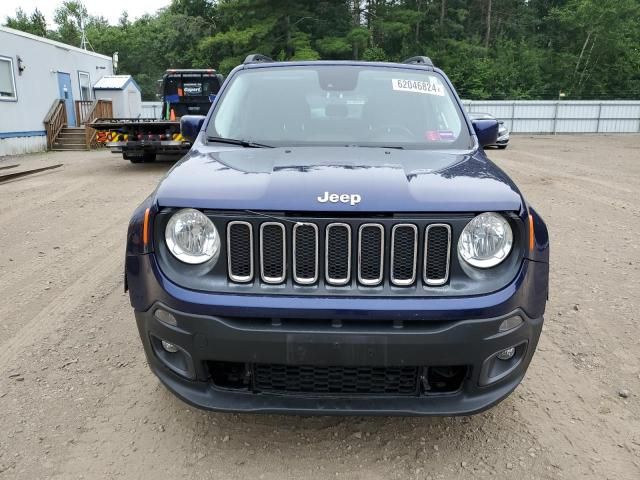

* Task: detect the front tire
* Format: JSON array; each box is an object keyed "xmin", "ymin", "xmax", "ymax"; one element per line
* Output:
[{"xmin": 123, "ymin": 152, "xmax": 144, "ymax": 163}]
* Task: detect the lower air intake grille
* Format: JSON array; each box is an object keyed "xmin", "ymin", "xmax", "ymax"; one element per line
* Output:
[{"xmin": 253, "ymin": 364, "xmax": 419, "ymax": 395}]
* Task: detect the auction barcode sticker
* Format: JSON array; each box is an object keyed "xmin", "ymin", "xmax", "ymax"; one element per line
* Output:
[{"xmin": 392, "ymin": 78, "xmax": 445, "ymax": 96}]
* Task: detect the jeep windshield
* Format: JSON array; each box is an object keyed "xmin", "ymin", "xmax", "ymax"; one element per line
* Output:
[{"xmin": 207, "ymin": 65, "xmax": 473, "ymax": 150}]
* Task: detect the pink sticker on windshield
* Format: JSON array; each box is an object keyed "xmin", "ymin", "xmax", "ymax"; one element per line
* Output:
[{"xmin": 425, "ymin": 130, "xmax": 439, "ymax": 141}]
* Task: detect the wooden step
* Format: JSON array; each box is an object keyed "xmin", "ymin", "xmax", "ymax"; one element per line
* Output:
[
  {"xmin": 59, "ymin": 130, "xmax": 85, "ymax": 137},
  {"xmin": 54, "ymin": 142, "xmax": 86, "ymax": 147},
  {"xmin": 58, "ymin": 135, "xmax": 86, "ymax": 141},
  {"xmin": 51, "ymin": 126, "xmax": 87, "ymax": 151}
]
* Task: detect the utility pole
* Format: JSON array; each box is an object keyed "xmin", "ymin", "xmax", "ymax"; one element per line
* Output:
[
  {"xmin": 484, "ymin": 0, "xmax": 492, "ymax": 49},
  {"xmin": 352, "ymin": 0, "xmax": 361, "ymax": 59}
]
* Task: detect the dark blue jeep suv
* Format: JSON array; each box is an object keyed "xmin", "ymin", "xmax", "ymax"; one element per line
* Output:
[{"xmin": 125, "ymin": 55, "xmax": 549, "ymax": 415}]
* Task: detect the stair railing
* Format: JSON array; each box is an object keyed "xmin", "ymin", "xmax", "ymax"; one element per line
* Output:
[
  {"xmin": 75, "ymin": 100, "xmax": 95, "ymax": 126},
  {"xmin": 43, "ymin": 99, "xmax": 67, "ymax": 150},
  {"xmin": 83, "ymin": 100, "xmax": 113, "ymax": 149}
]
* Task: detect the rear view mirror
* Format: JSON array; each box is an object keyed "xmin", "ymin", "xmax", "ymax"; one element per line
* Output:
[
  {"xmin": 180, "ymin": 115, "xmax": 206, "ymax": 141},
  {"xmin": 472, "ymin": 119, "xmax": 499, "ymax": 147}
]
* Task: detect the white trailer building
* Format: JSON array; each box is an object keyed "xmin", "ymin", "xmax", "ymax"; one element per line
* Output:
[{"xmin": 0, "ymin": 26, "xmax": 113, "ymax": 157}]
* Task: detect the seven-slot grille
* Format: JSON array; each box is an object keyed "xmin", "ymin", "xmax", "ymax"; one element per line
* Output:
[{"xmin": 226, "ymin": 220, "xmax": 452, "ymax": 287}]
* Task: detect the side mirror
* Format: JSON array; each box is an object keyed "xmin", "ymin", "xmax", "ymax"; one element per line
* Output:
[
  {"xmin": 180, "ymin": 115, "xmax": 206, "ymax": 141},
  {"xmin": 472, "ymin": 119, "xmax": 499, "ymax": 147}
]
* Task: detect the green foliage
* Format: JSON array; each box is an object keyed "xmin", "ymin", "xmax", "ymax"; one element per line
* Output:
[
  {"xmin": 362, "ymin": 47, "xmax": 387, "ymax": 62},
  {"xmin": 3, "ymin": 0, "xmax": 640, "ymax": 99},
  {"xmin": 315, "ymin": 36, "xmax": 352, "ymax": 58},
  {"xmin": 5, "ymin": 8, "xmax": 47, "ymax": 37}
]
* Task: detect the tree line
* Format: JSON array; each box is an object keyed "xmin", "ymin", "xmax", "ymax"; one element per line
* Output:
[{"xmin": 5, "ymin": 0, "xmax": 640, "ymax": 101}]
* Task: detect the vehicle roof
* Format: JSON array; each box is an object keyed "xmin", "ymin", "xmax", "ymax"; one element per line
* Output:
[
  {"xmin": 164, "ymin": 69, "xmax": 217, "ymax": 74},
  {"xmin": 241, "ymin": 59, "xmax": 437, "ymax": 73}
]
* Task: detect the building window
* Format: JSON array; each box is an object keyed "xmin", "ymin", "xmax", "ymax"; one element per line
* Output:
[
  {"xmin": 78, "ymin": 71, "xmax": 91, "ymax": 100},
  {"xmin": 0, "ymin": 56, "xmax": 17, "ymax": 101}
]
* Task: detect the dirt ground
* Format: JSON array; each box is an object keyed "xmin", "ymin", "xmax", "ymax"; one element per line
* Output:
[{"xmin": 0, "ymin": 135, "xmax": 638, "ymax": 479}]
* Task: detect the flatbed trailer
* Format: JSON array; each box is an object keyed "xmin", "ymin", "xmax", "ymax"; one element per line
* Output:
[
  {"xmin": 91, "ymin": 118, "xmax": 190, "ymax": 163},
  {"xmin": 91, "ymin": 69, "xmax": 223, "ymax": 163}
]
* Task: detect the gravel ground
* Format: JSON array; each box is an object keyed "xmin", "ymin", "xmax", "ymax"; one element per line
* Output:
[{"xmin": 0, "ymin": 136, "xmax": 639, "ymax": 479}]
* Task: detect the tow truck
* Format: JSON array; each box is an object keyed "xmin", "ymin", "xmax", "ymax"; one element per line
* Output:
[{"xmin": 91, "ymin": 69, "xmax": 223, "ymax": 163}]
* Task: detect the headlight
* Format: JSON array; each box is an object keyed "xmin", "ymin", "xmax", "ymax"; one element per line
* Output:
[
  {"xmin": 165, "ymin": 208, "xmax": 220, "ymax": 264},
  {"xmin": 458, "ymin": 212, "xmax": 513, "ymax": 268}
]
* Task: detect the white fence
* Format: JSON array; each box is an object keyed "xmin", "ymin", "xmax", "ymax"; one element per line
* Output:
[
  {"xmin": 140, "ymin": 100, "xmax": 640, "ymax": 134},
  {"xmin": 463, "ymin": 100, "xmax": 640, "ymax": 134}
]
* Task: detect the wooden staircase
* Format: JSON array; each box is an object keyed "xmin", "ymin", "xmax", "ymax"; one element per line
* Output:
[
  {"xmin": 51, "ymin": 127, "xmax": 87, "ymax": 151},
  {"xmin": 44, "ymin": 99, "xmax": 113, "ymax": 152}
]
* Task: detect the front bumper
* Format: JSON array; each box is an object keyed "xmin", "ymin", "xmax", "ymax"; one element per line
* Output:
[
  {"xmin": 137, "ymin": 305, "xmax": 542, "ymax": 415},
  {"xmin": 105, "ymin": 141, "xmax": 191, "ymax": 155},
  {"xmin": 495, "ymin": 133, "xmax": 510, "ymax": 145},
  {"xmin": 128, "ymin": 254, "xmax": 547, "ymax": 415}
]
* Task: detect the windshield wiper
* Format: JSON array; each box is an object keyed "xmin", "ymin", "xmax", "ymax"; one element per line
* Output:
[
  {"xmin": 206, "ymin": 136, "xmax": 273, "ymax": 148},
  {"xmin": 350, "ymin": 144, "xmax": 405, "ymax": 150}
]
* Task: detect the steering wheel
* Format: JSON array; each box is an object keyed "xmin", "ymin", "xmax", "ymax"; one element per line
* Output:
[{"xmin": 368, "ymin": 124, "xmax": 415, "ymax": 140}]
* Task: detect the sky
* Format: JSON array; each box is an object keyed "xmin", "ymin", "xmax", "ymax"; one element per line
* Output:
[{"xmin": 0, "ymin": 0, "xmax": 171, "ymax": 27}]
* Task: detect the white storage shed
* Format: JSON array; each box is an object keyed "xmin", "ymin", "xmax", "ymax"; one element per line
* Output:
[{"xmin": 93, "ymin": 75, "xmax": 142, "ymax": 119}]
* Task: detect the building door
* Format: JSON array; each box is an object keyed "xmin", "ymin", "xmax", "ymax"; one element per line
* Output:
[
  {"xmin": 57, "ymin": 72, "xmax": 76, "ymax": 126},
  {"xmin": 127, "ymin": 90, "xmax": 140, "ymax": 118}
]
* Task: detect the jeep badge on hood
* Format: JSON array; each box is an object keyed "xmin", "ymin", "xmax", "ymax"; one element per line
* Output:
[{"xmin": 317, "ymin": 192, "xmax": 362, "ymax": 206}]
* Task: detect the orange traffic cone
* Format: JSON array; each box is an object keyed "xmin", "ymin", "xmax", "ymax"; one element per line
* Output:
[{"xmin": 169, "ymin": 108, "xmax": 176, "ymax": 121}]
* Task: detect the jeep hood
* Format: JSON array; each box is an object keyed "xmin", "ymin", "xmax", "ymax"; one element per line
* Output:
[{"xmin": 154, "ymin": 146, "xmax": 523, "ymax": 213}]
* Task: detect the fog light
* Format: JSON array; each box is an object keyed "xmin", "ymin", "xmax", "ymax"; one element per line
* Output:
[
  {"xmin": 497, "ymin": 347, "xmax": 516, "ymax": 360},
  {"xmin": 161, "ymin": 340, "xmax": 179, "ymax": 353},
  {"xmin": 499, "ymin": 315, "xmax": 523, "ymax": 332}
]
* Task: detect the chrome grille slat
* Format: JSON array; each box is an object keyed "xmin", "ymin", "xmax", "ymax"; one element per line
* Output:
[
  {"xmin": 424, "ymin": 224, "xmax": 452, "ymax": 286},
  {"xmin": 227, "ymin": 221, "xmax": 254, "ymax": 282},
  {"xmin": 260, "ymin": 222, "xmax": 286, "ymax": 284},
  {"xmin": 358, "ymin": 223, "xmax": 384, "ymax": 286},
  {"xmin": 325, "ymin": 223, "xmax": 351, "ymax": 286},
  {"xmin": 390, "ymin": 224, "xmax": 418, "ymax": 286},
  {"xmin": 293, "ymin": 223, "xmax": 318, "ymax": 284}
]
